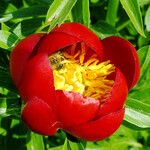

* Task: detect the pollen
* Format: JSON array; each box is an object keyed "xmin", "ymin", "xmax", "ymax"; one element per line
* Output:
[{"xmin": 49, "ymin": 43, "xmax": 115, "ymax": 102}]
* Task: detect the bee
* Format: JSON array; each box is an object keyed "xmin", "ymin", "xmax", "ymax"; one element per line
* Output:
[{"xmin": 49, "ymin": 51, "xmax": 65, "ymax": 70}]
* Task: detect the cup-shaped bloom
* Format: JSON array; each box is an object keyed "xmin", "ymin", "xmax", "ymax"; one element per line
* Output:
[{"xmin": 10, "ymin": 22, "xmax": 140, "ymax": 141}]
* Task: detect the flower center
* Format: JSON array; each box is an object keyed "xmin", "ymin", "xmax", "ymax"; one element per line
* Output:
[{"xmin": 49, "ymin": 43, "xmax": 115, "ymax": 101}]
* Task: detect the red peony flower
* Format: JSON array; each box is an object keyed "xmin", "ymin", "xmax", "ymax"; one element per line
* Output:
[{"xmin": 10, "ymin": 22, "xmax": 140, "ymax": 141}]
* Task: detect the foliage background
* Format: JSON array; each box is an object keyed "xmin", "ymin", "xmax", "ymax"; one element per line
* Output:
[{"xmin": 0, "ymin": 0, "xmax": 150, "ymax": 149}]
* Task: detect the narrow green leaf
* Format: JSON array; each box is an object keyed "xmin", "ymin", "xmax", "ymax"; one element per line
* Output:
[
  {"xmin": 137, "ymin": 46, "xmax": 150, "ymax": 87},
  {"xmin": 120, "ymin": 0, "xmax": 145, "ymax": 37},
  {"xmin": 124, "ymin": 46, "xmax": 150, "ymax": 129},
  {"xmin": 82, "ymin": 0, "xmax": 90, "ymax": 27},
  {"xmin": 124, "ymin": 107, "xmax": 150, "ymax": 129},
  {"xmin": 4, "ymin": 3, "xmax": 17, "ymax": 13},
  {"xmin": 126, "ymin": 97, "xmax": 150, "ymax": 115},
  {"xmin": 0, "ymin": 107, "xmax": 7, "ymax": 117},
  {"xmin": 138, "ymin": 0, "xmax": 150, "ymax": 6},
  {"xmin": 44, "ymin": 0, "xmax": 77, "ymax": 32},
  {"xmin": 62, "ymin": 138, "xmax": 70, "ymax": 150},
  {"xmin": 0, "ymin": 30, "xmax": 19, "ymax": 49},
  {"xmin": 12, "ymin": 23, "xmax": 23, "ymax": 39},
  {"xmin": 1, "ymin": 23, "xmax": 10, "ymax": 31},
  {"xmin": 50, "ymin": 145, "xmax": 63, "ymax": 150},
  {"xmin": 145, "ymin": 6, "xmax": 150, "ymax": 31},
  {"xmin": 71, "ymin": 1, "xmax": 83, "ymax": 23},
  {"xmin": 71, "ymin": 0, "xmax": 90, "ymax": 27},
  {"xmin": 0, "ymin": 95, "xmax": 21, "ymax": 118},
  {"xmin": 0, "ymin": 14, "xmax": 13, "ymax": 23},
  {"xmin": 106, "ymin": 0, "xmax": 119, "ymax": 26},
  {"xmin": 15, "ymin": 17, "xmax": 44, "ymax": 37},
  {"xmin": 0, "ymin": 5, "xmax": 48, "ymax": 23},
  {"xmin": 68, "ymin": 140, "xmax": 85, "ymax": 150},
  {"xmin": 27, "ymin": 132, "xmax": 45, "ymax": 150}
]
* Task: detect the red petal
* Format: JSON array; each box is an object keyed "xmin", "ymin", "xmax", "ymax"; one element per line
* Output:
[
  {"xmin": 66, "ymin": 109, "xmax": 124, "ymax": 141},
  {"xmin": 22, "ymin": 97, "xmax": 59, "ymax": 135},
  {"xmin": 55, "ymin": 90, "xmax": 100, "ymax": 128},
  {"xmin": 53, "ymin": 22, "xmax": 103, "ymax": 61},
  {"xmin": 97, "ymin": 68, "xmax": 128, "ymax": 117},
  {"xmin": 37, "ymin": 32, "xmax": 81, "ymax": 55},
  {"xmin": 102, "ymin": 36, "xmax": 140, "ymax": 90},
  {"xmin": 10, "ymin": 33, "xmax": 45, "ymax": 86},
  {"xmin": 19, "ymin": 53, "xmax": 55, "ymax": 107}
]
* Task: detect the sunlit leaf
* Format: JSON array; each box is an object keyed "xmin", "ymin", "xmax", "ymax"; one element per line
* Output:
[
  {"xmin": 145, "ymin": 6, "xmax": 150, "ymax": 31},
  {"xmin": 68, "ymin": 140, "xmax": 84, "ymax": 150},
  {"xmin": 44, "ymin": 0, "xmax": 77, "ymax": 32},
  {"xmin": 62, "ymin": 138, "xmax": 70, "ymax": 150},
  {"xmin": 106, "ymin": 0, "xmax": 119, "ymax": 26},
  {"xmin": 0, "ymin": 30, "xmax": 19, "ymax": 49},
  {"xmin": 137, "ymin": 46, "xmax": 150, "ymax": 87},
  {"xmin": 120, "ymin": 0, "xmax": 145, "ymax": 37},
  {"xmin": 82, "ymin": 0, "xmax": 90, "ymax": 27},
  {"xmin": 138, "ymin": 0, "xmax": 150, "ymax": 6},
  {"xmin": 27, "ymin": 132, "xmax": 45, "ymax": 150},
  {"xmin": 124, "ymin": 46, "xmax": 150, "ymax": 129}
]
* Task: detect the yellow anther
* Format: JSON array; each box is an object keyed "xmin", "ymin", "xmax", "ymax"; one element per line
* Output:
[
  {"xmin": 84, "ymin": 58, "xmax": 99, "ymax": 67},
  {"xmin": 53, "ymin": 71, "xmax": 65, "ymax": 89},
  {"xmin": 49, "ymin": 43, "xmax": 115, "ymax": 101}
]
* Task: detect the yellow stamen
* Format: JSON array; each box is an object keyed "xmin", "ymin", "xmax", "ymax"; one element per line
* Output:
[{"xmin": 49, "ymin": 44, "xmax": 115, "ymax": 101}]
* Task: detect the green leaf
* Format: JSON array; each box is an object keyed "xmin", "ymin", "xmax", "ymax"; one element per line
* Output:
[
  {"xmin": 86, "ymin": 125, "xmax": 143, "ymax": 150},
  {"xmin": 62, "ymin": 138, "xmax": 70, "ymax": 150},
  {"xmin": 4, "ymin": 3, "xmax": 17, "ymax": 14},
  {"xmin": 137, "ymin": 46, "xmax": 150, "ymax": 88},
  {"xmin": 0, "ymin": 30, "xmax": 19, "ymax": 49},
  {"xmin": 13, "ymin": 17, "xmax": 45, "ymax": 37},
  {"xmin": 82, "ymin": 0, "xmax": 90, "ymax": 27},
  {"xmin": 124, "ymin": 97, "xmax": 150, "ymax": 129},
  {"xmin": 0, "ymin": 69, "xmax": 17, "ymax": 93},
  {"xmin": 0, "ymin": 5, "xmax": 48, "ymax": 23},
  {"xmin": 62, "ymin": 138, "xmax": 85, "ymax": 150},
  {"xmin": 106, "ymin": 0, "xmax": 119, "ymax": 26},
  {"xmin": 0, "ymin": 98, "xmax": 7, "ymax": 117},
  {"xmin": 120, "ymin": 0, "xmax": 145, "ymax": 37},
  {"xmin": 138, "ymin": 0, "xmax": 150, "ymax": 6},
  {"xmin": 91, "ymin": 20, "xmax": 118, "ymax": 39},
  {"xmin": 71, "ymin": 1, "xmax": 83, "ymax": 24},
  {"xmin": 68, "ymin": 140, "xmax": 85, "ymax": 150},
  {"xmin": 42, "ymin": 0, "xmax": 77, "ymax": 32},
  {"xmin": 1, "ymin": 23, "xmax": 10, "ymax": 31},
  {"xmin": 124, "ymin": 106, "xmax": 150, "ymax": 129},
  {"xmin": 27, "ymin": 132, "xmax": 45, "ymax": 150},
  {"xmin": 124, "ymin": 46, "xmax": 150, "ymax": 129},
  {"xmin": 71, "ymin": 0, "xmax": 90, "ymax": 27},
  {"xmin": 12, "ymin": 23, "xmax": 23, "ymax": 39},
  {"xmin": 0, "ymin": 96, "xmax": 21, "ymax": 118},
  {"xmin": 145, "ymin": 6, "xmax": 150, "ymax": 31}
]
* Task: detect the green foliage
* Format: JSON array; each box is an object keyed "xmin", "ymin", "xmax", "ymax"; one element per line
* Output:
[
  {"xmin": 86, "ymin": 125, "xmax": 150, "ymax": 150},
  {"xmin": 0, "ymin": 0, "xmax": 150, "ymax": 149},
  {"xmin": 120, "ymin": 0, "xmax": 145, "ymax": 37},
  {"xmin": 106, "ymin": 0, "xmax": 119, "ymax": 26},
  {"xmin": 124, "ymin": 46, "xmax": 150, "ymax": 129},
  {"xmin": 0, "ymin": 30, "xmax": 19, "ymax": 49},
  {"xmin": 145, "ymin": 6, "xmax": 150, "ymax": 32},
  {"xmin": 38, "ymin": 0, "xmax": 77, "ymax": 32},
  {"xmin": 27, "ymin": 132, "xmax": 45, "ymax": 150}
]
